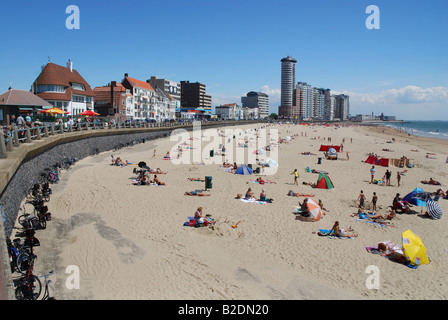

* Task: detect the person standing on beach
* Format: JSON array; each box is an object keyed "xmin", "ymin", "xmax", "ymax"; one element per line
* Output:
[
  {"xmin": 370, "ymin": 166, "xmax": 375, "ymax": 183},
  {"xmin": 385, "ymin": 170, "xmax": 391, "ymax": 186},
  {"xmin": 152, "ymin": 149, "xmax": 156, "ymax": 159},
  {"xmin": 372, "ymin": 192, "xmax": 378, "ymax": 212},
  {"xmin": 397, "ymin": 172, "xmax": 401, "ymax": 187},
  {"xmin": 291, "ymin": 169, "xmax": 299, "ymax": 185},
  {"xmin": 358, "ymin": 190, "xmax": 366, "ymax": 208}
]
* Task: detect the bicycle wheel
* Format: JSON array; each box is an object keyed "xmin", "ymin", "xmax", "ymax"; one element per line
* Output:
[
  {"xmin": 15, "ymin": 275, "xmax": 42, "ymax": 300},
  {"xmin": 17, "ymin": 215, "xmax": 29, "ymax": 227},
  {"xmin": 16, "ymin": 252, "xmax": 32, "ymax": 275}
]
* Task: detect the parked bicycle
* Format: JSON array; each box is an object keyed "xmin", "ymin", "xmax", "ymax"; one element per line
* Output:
[
  {"xmin": 40, "ymin": 270, "xmax": 56, "ymax": 300},
  {"xmin": 28, "ymin": 182, "xmax": 52, "ymax": 202},
  {"xmin": 17, "ymin": 204, "xmax": 47, "ymax": 231},
  {"xmin": 13, "ymin": 255, "xmax": 42, "ymax": 300},
  {"xmin": 7, "ymin": 232, "xmax": 40, "ymax": 274}
]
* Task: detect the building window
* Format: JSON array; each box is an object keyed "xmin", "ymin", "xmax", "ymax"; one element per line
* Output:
[
  {"xmin": 72, "ymin": 83, "xmax": 86, "ymax": 91},
  {"xmin": 35, "ymin": 85, "xmax": 65, "ymax": 93},
  {"xmin": 73, "ymin": 95, "xmax": 85, "ymax": 103}
]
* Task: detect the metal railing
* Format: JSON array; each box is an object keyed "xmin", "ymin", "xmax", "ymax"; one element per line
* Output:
[{"xmin": 1, "ymin": 120, "xmax": 262, "ymax": 158}]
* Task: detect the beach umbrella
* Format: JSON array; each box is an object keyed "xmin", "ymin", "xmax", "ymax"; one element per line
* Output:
[
  {"xmin": 257, "ymin": 148, "xmax": 267, "ymax": 156},
  {"xmin": 401, "ymin": 229, "xmax": 430, "ymax": 266},
  {"xmin": 138, "ymin": 161, "xmax": 147, "ymax": 168},
  {"xmin": 305, "ymin": 198, "xmax": 323, "ymax": 221},
  {"xmin": 285, "ymin": 136, "xmax": 291, "ymax": 141},
  {"xmin": 264, "ymin": 158, "xmax": 278, "ymax": 167},
  {"xmin": 328, "ymin": 148, "xmax": 337, "ymax": 156},
  {"xmin": 79, "ymin": 110, "xmax": 100, "ymax": 116},
  {"xmin": 426, "ymin": 200, "xmax": 443, "ymax": 220},
  {"xmin": 41, "ymin": 107, "xmax": 69, "ymax": 115}
]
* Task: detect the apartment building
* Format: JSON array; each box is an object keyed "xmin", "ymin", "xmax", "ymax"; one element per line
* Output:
[
  {"xmin": 121, "ymin": 73, "xmax": 156, "ymax": 121},
  {"xmin": 241, "ymin": 91, "xmax": 269, "ymax": 119},
  {"xmin": 180, "ymin": 81, "xmax": 212, "ymax": 111}
]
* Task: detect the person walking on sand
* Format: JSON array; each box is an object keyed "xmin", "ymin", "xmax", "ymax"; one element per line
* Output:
[
  {"xmin": 291, "ymin": 169, "xmax": 299, "ymax": 185},
  {"xmin": 152, "ymin": 149, "xmax": 156, "ymax": 159},
  {"xmin": 370, "ymin": 166, "xmax": 375, "ymax": 183},
  {"xmin": 397, "ymin": 172, "xmax": 401, "ymax": 187},
  {"xmin": 372, "ymin": 192, "xmax": 378, "ymax": 212},
  {"xmin": 358, "ymin": 190, "xmax": 366, "ymax": 208},
  {"xmin": 385, "ymin": 169, "xmax": 391, "ymax": 186}
]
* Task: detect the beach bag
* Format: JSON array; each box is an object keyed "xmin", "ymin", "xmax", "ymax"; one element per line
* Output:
[{"xmin": 189, "ymin": 219, "xmax": 195, "ymax": 227}]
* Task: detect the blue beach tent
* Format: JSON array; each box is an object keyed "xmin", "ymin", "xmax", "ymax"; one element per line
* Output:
[
  {"xmin": 235, "ymin": 164, "xmax": 253, "ymax": 175},
  {"xmin": 403, "ymin": 188, "xmax": 429, "ymax": 207}
]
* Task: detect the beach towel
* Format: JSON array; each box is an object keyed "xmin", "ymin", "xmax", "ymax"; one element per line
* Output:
[
  {"xmin": 318, "ymin": 229, "xmax": 355, "ymax": 239},
  {"xmin": 183, "ymin": 216, "xmax": 214, "ymax": 227},
  {"xmin": 240, "ymin": 198, "xmax": 256, "ymax": 203},
  {"xmin": 252, "ymin": 180, "xmax": 275, "ymax": 184},
  {"xmin": 353, "ymin": 218, "xmax": 391, "ymax": 228}
]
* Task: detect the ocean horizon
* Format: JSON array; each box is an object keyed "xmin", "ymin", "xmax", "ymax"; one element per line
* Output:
[{"xmin": 375, "ymin": 120, "xmax": 448, "ymax": 140}]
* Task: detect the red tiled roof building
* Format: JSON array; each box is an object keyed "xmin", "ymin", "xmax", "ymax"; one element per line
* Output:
[{"xmin": 31, "ymin": 60, "xmax": 94, "ymax": 116}]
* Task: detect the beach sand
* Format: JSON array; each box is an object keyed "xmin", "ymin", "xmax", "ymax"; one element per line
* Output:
[{"xmin": 25, "ymin": 122, "xmax": 448, "ymax": 300}]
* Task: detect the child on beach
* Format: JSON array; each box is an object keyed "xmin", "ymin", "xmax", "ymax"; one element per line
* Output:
[
  {"xmin": 372, "ymin": 192, "xmax": 378, "ymax": 212},
  {"xmin": 370, "ymin": 166, "xmax": 375, "ymax": 183},
  {"xmin": 358, "ymin": 190, "xmax": 366, "ymax": 208},
  {"xmin": 291, "ymin": 169, "xmax": 299, "ymax": 185}
]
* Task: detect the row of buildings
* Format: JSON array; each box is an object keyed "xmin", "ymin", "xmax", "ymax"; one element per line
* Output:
[
  {"xmin": 214, "ymin": 91, "xmax": 269, "ymax": 121},
  {"xmin": 0, "ymin": 60, "xmax": 270, "ymax": 126},
  {"xmin": 278, "ymin": 56, "xmax": 350, "ymax": 121}
]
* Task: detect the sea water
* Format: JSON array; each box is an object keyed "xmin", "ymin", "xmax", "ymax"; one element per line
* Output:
[{"xmin": 381, "ymin": 121, "xmax": 448, "ymax": 140}]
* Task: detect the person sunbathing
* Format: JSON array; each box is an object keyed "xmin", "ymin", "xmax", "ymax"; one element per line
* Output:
[
  {"xmin": 421, "ymin": 178, "xmax": 441, "ymax": 185},
  {"xmin": 115, "ymin": 157, "xmax": 126, "ymax": 166},
  {"xmin": 311, "ymin": 169, "xmax": 328, "ymax": 174},
  {"xmin": 290, "ymin": 192, "xmax": 315, "ymax": 197},
  {"xmin": 393, "ymin": 200, "xmax": 411, "ymax": 213},
  {"xmin": 153, "ymin": 175, "xmax": 166, "ymax": 185},
  {"xmin": 302, "ymin": 181, "xmax": 317, "ymax": 188},
  {"xmin": 318, "ymin": 199, "xmax": 329, "ymax": 213},
  {"xmin": 188, "ymin": 178, "xmax": 205, "ymax": 182},
  {"xmin": 244, "ymin": 188, "xmax": 255, "ymax": 199},
  {"xmin": 435, "ymin": 189, "xmax": 446, "ymax": 198},
  {"xmin": 330, "ymin": 221, "xmax": 358, "ymax": 237},
  {"xmin": 185, "ymin": 191, "xmax": 211, "ymax": 196},
  {"xmin": 255, "ymin": 177, "xmax": 276, "ymax": 184},
  {"xmin": 150, "ymin": 168, "xmax": 167, "ymax": 174},
  {"xmin": 258, "ymin": 189, "xmax": 273, "ymax": 202}
]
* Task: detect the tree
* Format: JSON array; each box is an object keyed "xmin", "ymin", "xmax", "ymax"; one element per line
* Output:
[{"xmin": 269, "ymin": 113, "xmax": 278, "ymax": 120}]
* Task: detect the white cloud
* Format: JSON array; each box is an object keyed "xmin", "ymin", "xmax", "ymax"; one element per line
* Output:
[
  {"xmin": 260, "ymin": 85, "xmax": 281, "ymax": 101},
  {"xmin": 334, "ymin": 85, "xmax": 448, "ymax": 120},
  {"xmin": 335, "ymin": 85, "xmax": 448, "ymax": 105}
]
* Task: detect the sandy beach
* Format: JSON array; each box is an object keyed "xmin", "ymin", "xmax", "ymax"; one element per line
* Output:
[{"xmin": 24, "ymin": 122, "xmax": 448, "ymax": 300}]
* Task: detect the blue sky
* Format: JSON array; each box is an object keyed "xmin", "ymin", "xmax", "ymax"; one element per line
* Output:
[{"xmin": 0, "ymin": 0, "xmax": 447, "ymax": 119}]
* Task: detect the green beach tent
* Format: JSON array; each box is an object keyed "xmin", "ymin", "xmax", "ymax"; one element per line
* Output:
[{"xmin": 316, "ymin": 172, "xmax": 334, "ymax": 189}]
